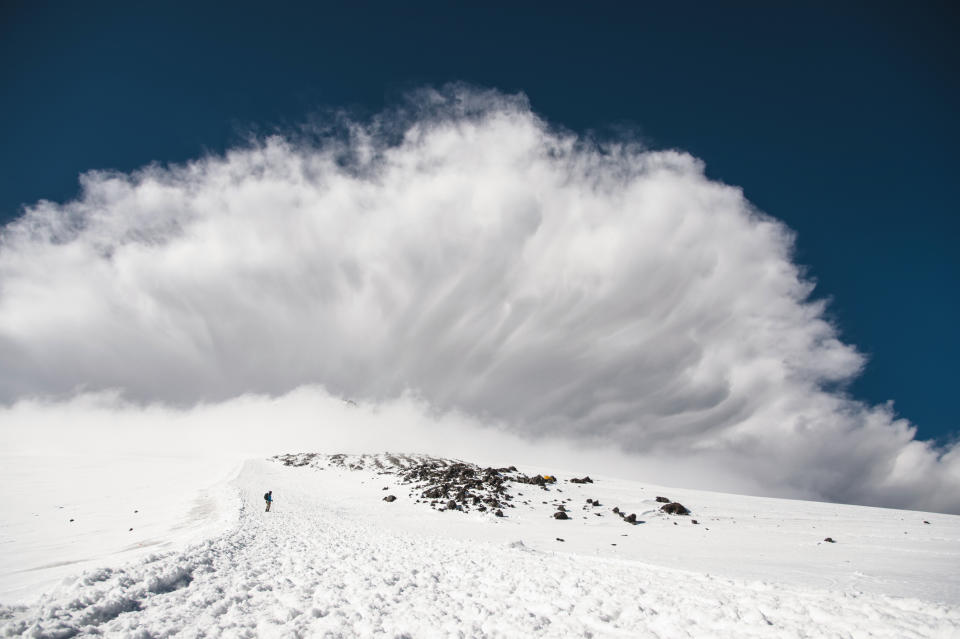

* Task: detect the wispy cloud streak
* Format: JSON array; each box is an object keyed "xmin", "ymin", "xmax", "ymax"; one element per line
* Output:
[{"xmin": 1, "ymin": 87, "xmax": 957, "ymax": 512}]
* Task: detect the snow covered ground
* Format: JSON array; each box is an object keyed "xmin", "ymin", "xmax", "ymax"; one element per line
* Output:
[
  {"xmin": 2, "ymin": 453, "xmax": 959, "ymax": 637},
  {"xmin": 0, "ymin": 453, "xmax": 240, "ymax": 605}
]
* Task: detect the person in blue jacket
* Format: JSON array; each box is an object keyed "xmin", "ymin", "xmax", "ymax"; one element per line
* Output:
[{"xmin": 264, "ymin": 490, "xmax": 273, "ymax": 512}]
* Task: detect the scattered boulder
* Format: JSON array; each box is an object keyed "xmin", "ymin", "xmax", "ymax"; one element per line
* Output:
[
  {"xmin": 824, "ymin": 537, "xmax": 836, "ymax": 543},
  {"xmin": 624, "ymin": 513, "xmax": 637, "ymax": 524},
  {"xmin": 446, "ymin": 500, "xmax": 458, "ymax": 510},
  {"xmin": 515, "ymin": 474, "xmax": 556, "ymax": 487},
  {"xmin": 655, "ymin": 496, "xmax": 671, "ymax": 503},
  {"xmin": 494, "ymin": 509, "xmax": 504, "ymax": 517},
  {"xmin": 660, "ymin": 502, "xmax": 690, "ymax": 515},
  {"xmin": 923, "ymin": 520, "xmax": 930, "ymax": 524},
  {"xmin": 383, "ymin": 495, "xmax": 397, "ymax": 502},
  {"xmin": 612, "ymin": 506, "xmax": 620, "ymax": 514},
  {"xmin": 554, "ymin": 511, "xmax": 570, "ymax": 520},
  {"xmin": 569, "ymin": 476, "xmax": 593, "ymax": 484},
  {"xmin": 586, "ymin": 498, "xmax": 594, "ymax": 504},
  {"xmin": 691, "ymin": 519, "xmax": 699, "ymax": 525},
  {"xmin": 556, "ymin": 537, "xmax": 565, "ymax": 542},
  {"xmin": 128, "ymin": 527, "xmax": 133, "ymax": 531}
]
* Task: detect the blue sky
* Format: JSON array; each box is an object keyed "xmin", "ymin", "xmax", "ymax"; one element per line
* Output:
[{"xmin": 1, "ymin": 1, "xmax": 957, "ymax": 447}]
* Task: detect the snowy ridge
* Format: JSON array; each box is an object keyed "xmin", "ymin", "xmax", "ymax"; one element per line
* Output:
[
  {"xmin": 309, "ymin": 452, "xmax": 688, "ymax": 523},
  {"xmin": 2, "ymin": 455, "xmax": 959, "ymax": 637},
  {"xmin": 273, "ymin": 453, "xmax": 637, "ymax": 519}
]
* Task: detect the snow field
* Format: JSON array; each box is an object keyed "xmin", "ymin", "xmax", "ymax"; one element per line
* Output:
[
  {"xmin": 2, "ymin": 456, "xmax": 958, "ymax": 638},
  {"xmin": 0, "ymin": 454, "xmax": 241, "ymax": 604}
]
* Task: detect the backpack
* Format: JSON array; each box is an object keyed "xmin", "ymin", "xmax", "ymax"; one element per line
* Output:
[{"xmin": 264, "ymin": 492, "xmax": 270, "ymax": 501}]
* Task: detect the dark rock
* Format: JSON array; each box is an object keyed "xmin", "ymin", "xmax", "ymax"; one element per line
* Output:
[
  {"xmin": 624, "ymin": 513, "xmax": 637, "ymax": 524},
  {"xmin": 556, "ymin": 537, "xmax": 565, "ymax": 542},
  {"xmin": 554, "ymin": 511, "xmax": 570, "ymax": 520},
  {"xmin": 382, "ymin": 487, "xmax": 388, "ymax": 490},
  {"xmin": 383, "ymin": 495, "xmax": 397, "ymax": 502},
  {"xmin": 569, "ymin": 476, "xmax": 593, "ymax": 484},
  {"xmin": 691, "ymin": 519, "xmax": 699, "ymax": 525},
  {"xmin": 655, "ymin": 496, "xmax": 670, "ymax": 503},
  {"xmin": 557, "ymin": 504, "xmax": 567, "ymax": 512},
  {"xmin": 923, "ymin": 520, "xmax": 930, "ymax": 524},
  {"xmin": 494, "ymin": 509, "xmax": 504, "ymax": 517},
  {"xmin": 446, "ymin": 500, "xmax": 457, "ymax": 510},
  {"xmin": 824, "ymin": 537, "xmax": 836, "ymax": 543},
  {"xmin": 128, "ymin": 527, "xmax": 133, "ymax": 531},
  {"xmin": 586, "ymin": 498, "xmax": 594, "ymax": 504},
  {"xmin": 592, "ymin": 500, "xmax": 601, "ymax": 507},
  {"xmin": 69, "ymin": 519, "xmax": 74, "ymax": 522},
  {"xmin": 660, "ymin": 502, "xmax": 690, "ymax": 515},
  {"xmin": 612, "ymin": 506, "xmax": 620, "ymax": 514}
]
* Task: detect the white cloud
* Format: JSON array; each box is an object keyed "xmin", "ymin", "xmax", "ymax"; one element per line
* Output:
[{"xmin": 1, "ymin": 87, "xmax": 957, "ymax": 513}]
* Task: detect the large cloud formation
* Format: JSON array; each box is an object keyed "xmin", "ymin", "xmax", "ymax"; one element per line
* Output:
[{"xmin": 1, "ymin": 88, "xmax": 957, "ymax": 512}]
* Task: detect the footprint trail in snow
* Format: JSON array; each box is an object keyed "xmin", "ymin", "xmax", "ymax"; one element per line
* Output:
[{"xmin": 2, "ymin": 457, "xmax": 958, "ymax": 638}]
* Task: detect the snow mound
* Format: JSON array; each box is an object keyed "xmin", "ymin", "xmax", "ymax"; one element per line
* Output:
[{"xmin": 271, "ymin": 452, "xmax": 687, "ymax": 524}]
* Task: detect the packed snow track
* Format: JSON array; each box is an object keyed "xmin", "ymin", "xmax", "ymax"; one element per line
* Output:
[{"xmin": 2, "ymin": 457, "xmax": 958, "ymax": 638}]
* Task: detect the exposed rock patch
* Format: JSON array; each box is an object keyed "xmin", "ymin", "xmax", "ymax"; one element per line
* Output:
[
  {"xmin": 661, "ymin": 502, "xmax": 690, "ymax": 515},
  {"xmin": 272, "ymin": 453, "xmax": 695, "ymax": 528}
]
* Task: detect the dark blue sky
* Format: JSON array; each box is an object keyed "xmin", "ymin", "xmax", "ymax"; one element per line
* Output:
[{"xmin": 1, "ymin": 1, "xmax": 957, "ymax": 442}]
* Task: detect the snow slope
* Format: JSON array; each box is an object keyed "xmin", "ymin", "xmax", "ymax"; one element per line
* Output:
[
  {"xmin": 0, "ymin": 453, "xmax": 241, "ymax": 604},
  {"xmin": 2, "ymin": 454, "xmax": 959, "ymax": 638}
]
